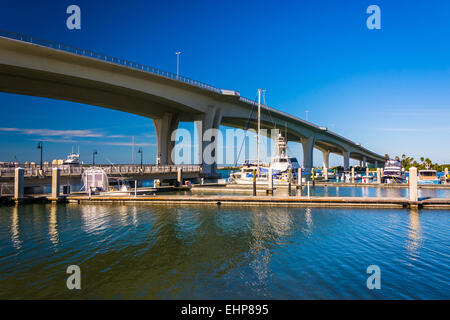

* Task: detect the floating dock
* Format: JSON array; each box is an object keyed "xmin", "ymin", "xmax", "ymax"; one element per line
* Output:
[{"xmin": 57, "ymin": 194, "xmax": 450, "ymax": 209}]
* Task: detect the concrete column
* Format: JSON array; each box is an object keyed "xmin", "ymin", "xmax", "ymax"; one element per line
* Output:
[
  {"xmin": 177, "ymin": 167, "xmax": 183, "ymax": 186},
  {"xmin": 324, "ymin": 167, "xmax": 328, "ymax": 180},
  {"xmin": 366, "ymin": 167, "xmax": 369, "ymax": 176},
  {"xmin": 52, "ymin": 167, "xmax": 60, "ymax": 199},
  {"xmin": 362, "ymin": 156, "xmax": 367, "ymax": 168},
  {"xmin": 14, "ymin": 168, "xmax": 24, "ymax": 199},
  {"xmin": 375, "ymin": 160, "xmax": 378, "ymax": 168},
  {"xmin": 298, "ymin": 168, "xmax": 302, "ymax": 186},
  {"xmin": 409, "ymin": 167, "xmax": 418, "ymax": 202},
  {"xmin": 376, "ymin": 168, "xmax": 381, "ymax": 184},
  {"xmin": 322, "ymin": 150, "xmax": 330, "ymax": 170},
  {"xmin": 153, "ymin": 113, "xmax": 179, "ymax": 165},
  {"xmin": 196, "ymin": 106, "xmax": 222, "ymax": 176},
  {"xmin": 343, "ymin": 150, "xmax": 350, "ymax": 170},
  {"xmin": 351, "ymin": 167, "xmax": 355, "ymax": 183},
  {"xmin": 301, "ymin": 136, "xmax": 315, "ymax": 172}
]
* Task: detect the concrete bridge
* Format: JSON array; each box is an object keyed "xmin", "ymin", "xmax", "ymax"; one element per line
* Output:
[{"xmin": 0, "ymin": 30, "xmax": 386, "ymax": 175}]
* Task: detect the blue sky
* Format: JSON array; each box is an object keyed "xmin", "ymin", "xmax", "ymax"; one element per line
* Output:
[{"xmin": 0, "ymin": 0, "xmax": 449, "ymax": 165}]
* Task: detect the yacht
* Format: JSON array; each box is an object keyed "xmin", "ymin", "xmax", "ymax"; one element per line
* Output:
[
  {"xmin": 229, "ymin": 89, "xmax": 301, "ymax": 185},
  {"xmin": 229, "ymin": 134, "xmax": 301, "ymax": 185},
  {"xmin": 63, "ymin": 147, "xmax": 82, "ymax": 165},
  {"xmin": 381, "ymin": 160, "xmax": 406, "ymax": 184},
  {"xmin": 418, "ymin": 169, "xmax": 440, "ymax": 185}
]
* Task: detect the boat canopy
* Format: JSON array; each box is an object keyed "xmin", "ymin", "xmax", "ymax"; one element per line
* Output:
[{"xmin": 82, "ymin": 168, "xmax": 109, "ymax": 191}]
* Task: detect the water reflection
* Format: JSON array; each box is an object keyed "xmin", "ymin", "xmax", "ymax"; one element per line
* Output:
[
  {"xmin": 48, "ymin": 204, "xmax": 59, "ymax": 248},
  {"xmin": 1, "ymin": 204, "xmax": 448, "ymax": 299},
  {"xmin": 248, "ymin": 209, "xmax": 271, "ymax": 288},
  {"xmin": 384, "ymin": 188, "xmax": 404, "ymax": 198},
  {"xmin": 11, "ymin": 205, "xmax": 21, "ymax": 250},
  {"xmin": 81, "ymin": 205, "xmax": 111, "ymax": 233},
  {"xmin": 406, "ymin": 209, "xmax": 422, "ymax": 261},
  {"xmin": 304, "ymin": 208, "xmax": 313, "ymax": 236}
]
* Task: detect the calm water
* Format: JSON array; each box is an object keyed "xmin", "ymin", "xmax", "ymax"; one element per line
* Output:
[{"xmin": 0, "ymin": 203, "xmax": 448, "ymax": 299}]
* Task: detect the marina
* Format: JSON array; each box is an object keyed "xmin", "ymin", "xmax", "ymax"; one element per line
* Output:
[{"xmin": 1, "ymin": 1, "xmax": 449, "ymax": 303}]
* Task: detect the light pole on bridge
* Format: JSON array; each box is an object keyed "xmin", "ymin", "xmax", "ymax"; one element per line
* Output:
[
  {"xmin": 92, "ymin": 150, "xmax": 98, "ymax": 166},
  {"xmin": 175, "ymin": 52, "xmax": 181, "ymax": 79},
  {"xmin": 37, "ymin": 142, "xmax": 43, "ymax": 170},
  {"xmin": 138, "ymin": 147, "xmax": 143, "ymax": 169}
]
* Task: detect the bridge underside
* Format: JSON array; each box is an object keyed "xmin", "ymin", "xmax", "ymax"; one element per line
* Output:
[{"xmin": 0, "ymin": 35, "xmax": 386, "ymax": 175}]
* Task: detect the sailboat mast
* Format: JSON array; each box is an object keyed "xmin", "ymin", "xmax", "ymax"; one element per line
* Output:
[{"xmin": 257, "ymin": 89, "xmax": 261, "ymax": 172}]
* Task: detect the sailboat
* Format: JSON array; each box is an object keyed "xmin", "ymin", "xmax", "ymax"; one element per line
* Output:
[{"xmin": 229, "ymin": 89, "xmax": 301, "ymax": 185}]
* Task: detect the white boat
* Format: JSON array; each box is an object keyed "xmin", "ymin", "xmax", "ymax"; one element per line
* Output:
[
  {"xmin": 101, "ymin": 179, "xmax": 133, "ymax": 196},
  {"xmin": 63, "ymin": 147, "xmax": 82, "ymax": 165},
  {"xmin": 418, "ymin": 169, "xmax": 440, "ymax": 185},
  {"xmin": 229, "ymin": 134, "xmax": 301, "ymax": 185},
  {"xmin": 229, "ymin": 89, "xmax": 302, "ymax": 185},
  {"xmin": 381, "ymin": 160, "xmax": 405, "ymax": 184}
]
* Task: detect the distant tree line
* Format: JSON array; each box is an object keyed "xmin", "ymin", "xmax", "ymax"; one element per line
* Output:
[{"xmin": 385, "ymin": 154, "xmax": 450, "ymax": 171}]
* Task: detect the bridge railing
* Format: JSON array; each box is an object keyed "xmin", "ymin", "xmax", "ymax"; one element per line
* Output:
[
  {"xmin": 0, "ymin": 29, "xmax": 221, "ymax": 94},
  {"xmin": 0, "ymin": 164, "xmax": 201, "ymax": 177}
]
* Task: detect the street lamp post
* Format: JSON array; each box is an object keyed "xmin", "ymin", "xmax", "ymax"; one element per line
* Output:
[
  {"xmin": 305, "ymin": 110, "xmax": 309, "ymax": 122},
  {"xmin": 37, "ymin": 142, "xmax": 43, "ymax": 170},
  {"xmin": 138, "ymin": 147, "xmax": 143, "ymax": 169},
  {"xmin": 92, "ymin": 150, "xmax": 98, "ymax": 166},
  {"xmin": 175, "ymin": 52, "xmax": 181, "ymax": 79}
]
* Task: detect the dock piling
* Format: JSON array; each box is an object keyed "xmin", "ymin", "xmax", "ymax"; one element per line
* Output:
[
  {"xmin": 445, "ymin": 167, "xmax": 449, "ymax": 184},
  {"xmin": 177, "ymin": 167, "xmax": 183, "ymax": 186},
  {"xmin": 14, "ymin": 167, "xmax": 24, "ymax": 200},
  {"xmin": 252, "ymin": 169, "xmax": 256, "ymax": 196},
  {"xmin": 409, "ymin": 167, "xmax": 418, "ymax": 204},
  {"xmin": 351, "ymin": 167, "xmax": 355, "ymax": 183},
  {"xmin": 298, "ymin": 168, "xmax": 302, "ymax": 189},
  {"xmin": 307, "ymin": 181, "xmax": 310, "ymax": 198},
  {"xmin": 268, "ymin": 168, "xmax": 273, "ymax": 195},
  {"xmin": 377, "ymin": 168, "xmax": 381, "ymax": 184},
  {"xmin": 52, "ymin": 167, "xmax": 60, "ymax": 200}
]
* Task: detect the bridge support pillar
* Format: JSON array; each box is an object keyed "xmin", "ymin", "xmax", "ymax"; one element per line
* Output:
[
  {"xmin": 343, "ymin": 150, "xmax": 350, "ymax": 170},
  {"xmin": 375, "ymin": 160, "xmax": 378, "ymax": 168},
  {"xmin": 322, "ymin": 150, "xmax": 330, "ymax": 170},
  {"xmin": 362, "ymin": 156, "xmax": 367, "ymax": 168},
  {"xmin": 196, "ymin": 106, "xmax": 222, "ymax": 177},
  {"xmin": 153, "ymin": 113, "xmax": 179, "ymax": 165},
  {"xmin": 301, "ymin": 136, "xmax": 315, "ymax": 173}
]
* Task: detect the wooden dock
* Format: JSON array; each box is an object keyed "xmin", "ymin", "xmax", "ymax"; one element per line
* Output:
[{"xmin": 60, "ymin": 194, "xmax": 450, "ymax": 209}]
